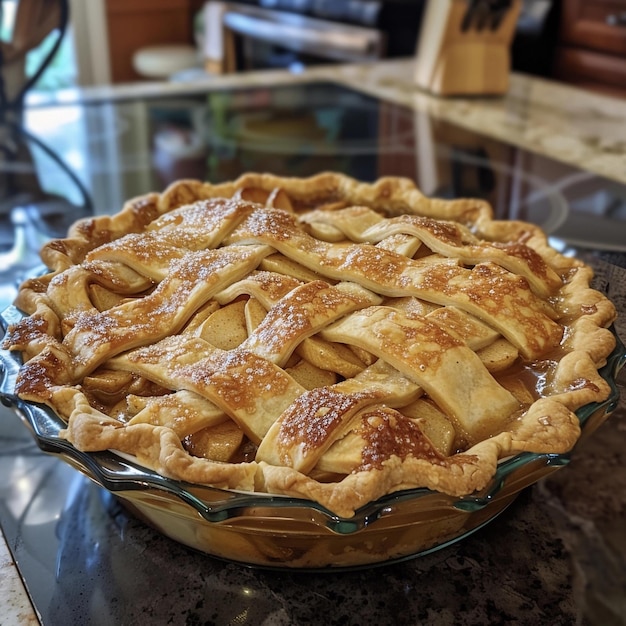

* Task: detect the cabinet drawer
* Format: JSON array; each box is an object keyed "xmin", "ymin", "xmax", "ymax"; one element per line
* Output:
[
  {"xmin": 553, "ymin": 45, "xmax": 626, "ymax": 96},
  {"xmin": 560, "ymin": 0, "xmax": 626, "ymax": 56}
]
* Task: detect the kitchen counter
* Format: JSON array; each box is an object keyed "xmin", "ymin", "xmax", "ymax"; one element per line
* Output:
[{"xmin": 1, "ymin": 59, "xmax": 625, "ymax": 625}]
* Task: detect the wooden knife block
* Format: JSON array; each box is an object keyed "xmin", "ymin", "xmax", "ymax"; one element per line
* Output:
[{"xmin": 415, "ymin": 0, "xmax": 522, "ymax": 96}]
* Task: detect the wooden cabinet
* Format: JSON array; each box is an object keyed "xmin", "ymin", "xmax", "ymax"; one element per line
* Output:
[
  {"xmin": 553, "ymin": 0, "xmax": 626, "ymax": 97},
  {"xmin": 105, "ymin": 0, "xmax": 205, "ymax": 83}
]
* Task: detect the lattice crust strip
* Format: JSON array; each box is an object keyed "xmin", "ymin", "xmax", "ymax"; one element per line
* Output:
[{"xmin": 3, "ymin": 173, "xmax": 617, "ymax": 517}]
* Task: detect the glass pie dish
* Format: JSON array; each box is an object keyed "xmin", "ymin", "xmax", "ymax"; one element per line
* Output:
[{"xmin": 1, "ymin": 304, "xmax": 624, "ymax": 571}]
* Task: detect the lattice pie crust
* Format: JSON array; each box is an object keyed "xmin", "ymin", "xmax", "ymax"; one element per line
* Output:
[{"xmin": 4, "ymin": 173, "xmax": 617, "ymax": 517}]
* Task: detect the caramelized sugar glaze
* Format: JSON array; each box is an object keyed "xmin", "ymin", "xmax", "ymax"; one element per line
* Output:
[{"xmin": 3, "ymin": 173, "xmax": 617, "ymax": 517}]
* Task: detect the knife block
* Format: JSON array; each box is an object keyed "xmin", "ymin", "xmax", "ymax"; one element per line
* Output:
[{"xmin": 415, "ymin": 0, "xmax": 522, "ymax": 96}]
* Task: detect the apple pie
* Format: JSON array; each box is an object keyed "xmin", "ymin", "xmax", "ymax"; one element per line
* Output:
[{"xmin": 3, "ymin": 173, "xmax": 617, "ymax": 517}]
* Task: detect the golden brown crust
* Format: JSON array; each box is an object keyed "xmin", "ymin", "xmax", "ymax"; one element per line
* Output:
[{"xmin": 3, "ymin": 172, "xmax": 617, "ymax": 517}]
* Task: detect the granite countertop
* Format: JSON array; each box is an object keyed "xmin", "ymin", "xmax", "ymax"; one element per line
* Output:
[
  {"xmin": 2, "ymin": 59, "xmax": 625, "ymax": 625},
  {"xmin": 0, "ymin": 534, "xmax": 38, "ymax": 624}
]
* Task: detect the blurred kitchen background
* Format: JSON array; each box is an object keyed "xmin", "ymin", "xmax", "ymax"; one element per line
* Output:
[{"xmin": 2, "ymin": 0, "xmax": 624, "ymax": 95}]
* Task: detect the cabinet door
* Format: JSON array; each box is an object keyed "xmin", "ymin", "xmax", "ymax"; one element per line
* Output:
[{"xmin": 105, "ymin": 0, "xmax": 204, "ymax": 83}]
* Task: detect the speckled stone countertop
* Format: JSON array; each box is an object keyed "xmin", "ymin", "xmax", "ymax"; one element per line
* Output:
[
  {"xmin": 0, "ymin": 530, "xmax": 38, "ymax": 624},
  {"xmin": 2, "ymin": 60, "xmax": 626, "ymax": 625}
]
